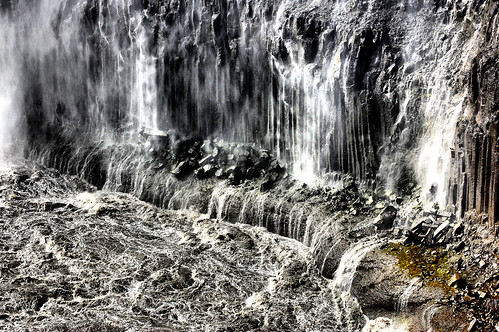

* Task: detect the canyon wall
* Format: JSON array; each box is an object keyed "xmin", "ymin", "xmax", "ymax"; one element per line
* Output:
[{"xmin": 1, "ymin": 0, "xmax": 496, "ymax": 221}]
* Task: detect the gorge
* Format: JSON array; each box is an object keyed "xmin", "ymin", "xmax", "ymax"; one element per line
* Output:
[{"xmin": 0, "ymin": 0, "xmax": 498, "ymax": 331}]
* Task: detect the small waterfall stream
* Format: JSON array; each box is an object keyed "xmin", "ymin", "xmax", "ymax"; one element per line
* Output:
[
  {"xmin": 395, "ymin": 277, "xmax": 420, "ymax": 312},
  {"xmin": 332, "ymin": 237, "xmax": 382, "ymax": 294}
]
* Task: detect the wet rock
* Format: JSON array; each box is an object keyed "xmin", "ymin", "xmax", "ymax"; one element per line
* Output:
[
  {"xmin": 40, "ymin": 201, "xmax": 76, "ymax": 212},
  {"xmin": 352, "ymin": 248, "xmax": 444, "ymax": 310},
  {"xmin": 405, "ymin": 214, "xmax": 456, "ymax": 246},
  {"xmin": 427, "ymin": 305, "xmax": 469, "ymax": 331},
  {"xmin": 374, "ymin": 206, "xmax": 397, "ymax": 230},
  {"xmin": 171, "ymin": 160, "xmax": 197, "ymax": 179},
  {"xmin": 245, "ymin": 167, "xmax": 258, "ymax": 179},
  {"xmin": 195, "ymin": 164, "xmax": 217, "ymax": 180},
  {"xmin": 199, "ymin": 155, "xmax": 214, "ymax": 167},
  {"xmin": 433, "ymin": 220, "xmax": 450, "ymax": 244},
  {"xmin": 228, "ymin": 167, "xmax": 244, "ymax": 185},
  {"xmin": 260, "ymin": 176, "xmax": 275, "ymax": 192},
  {"xmin": 171, "ymin": 267, "xmax": 194, "ymax": 290}
]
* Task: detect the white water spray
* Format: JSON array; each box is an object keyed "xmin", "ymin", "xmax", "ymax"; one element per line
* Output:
[
  {"xmin": 0, "ymin": 13, "xmax": 22, "ymax": 162},
  {"xmin": 332, "ymin": 237, "xmax": 381, "ymax": 293}
]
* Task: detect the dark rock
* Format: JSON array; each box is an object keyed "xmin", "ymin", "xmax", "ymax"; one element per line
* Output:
[
  {"xmin": 199, "ymin": 155, "xmax": 214, "ymax": 167},
  {"xmin": 215, "ymin": 168, "xmax": 227, "ymax": 179},
  {"xmin": 410, "ymin": 218, "xmax": 426, "ymax": 232},
  {"xmin": 374, "ymin": 206, "xmax": 398, "ymax": 230},
  {"xmin": 453, "ymin": 240, "xmax": 466, "ymax": 252},
  {"xmin": 41, "ymin": 201, "xmax": 74, "ymax": 211},
  {"xmin": 433, "ymin": 220, "xmax": 450, "ymax": 243},
  {"xmin": 228, "ymin": 167, "xmax": 244, "ymax": 185},
  {"xmin": 260, "ymin": 178, "xmax": 274, "ymax": 192},
  {"xmin": 448, "ymin": 274, "xmax": 467, "ymax": 289},
  {"xmin": 194, "ymin": 167, "xmax": 206, "ymax": 180},
  {"xmin": 467, "ymin": 317, "xmax": 477, "ymax": 331},
  {"xmin": 171, "ymin": 267, "xmax": 194, "ymax": 290},
  {"xmin": 246, "ymin": 167, "xmax": 258, "ymax": 179},
  {"xmin": 452, "ymin": 221, "xmax": 464, "ymax": 237},
  {"xmin": 195, "ymin": 164, "xmax": 217, "ymax": 180},
  {"xmin": 171, "ymin": 160, "xmax": 197, "ymax": 179}
]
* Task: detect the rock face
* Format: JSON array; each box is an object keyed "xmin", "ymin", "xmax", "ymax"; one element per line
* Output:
[
  {"xmin": 452, "ymin": 11, "xmax": 499, "ymax": 224},
  {"xmin": 1, "ymin": 3, "xmax": 497, "ymax": 329},
  {"xmin": 3, "ymin": 0, "xmax": 494, "ymax": 224}
]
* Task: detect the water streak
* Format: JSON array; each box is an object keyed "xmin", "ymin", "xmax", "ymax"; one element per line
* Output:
[
  {"xmin": 395, "ymin": 277, "xmax": 420, "ymax": 312},
  {"xmin": 0, "ymin": 11, "xmax": 22, "ymax": 160},
  {"xmin": 332, "ymin": 237, "xmax": 381, "ymax": 293}
]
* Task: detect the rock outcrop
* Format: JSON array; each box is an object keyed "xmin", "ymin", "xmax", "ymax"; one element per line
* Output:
[{"xmin": 6, "ymin": 0, "xmax": 494, "ymax": 223}]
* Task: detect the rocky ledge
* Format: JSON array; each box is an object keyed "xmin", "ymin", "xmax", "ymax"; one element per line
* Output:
[{"xmin": 28, "ymin": 132, "xmax": 499, "ymax": 330}]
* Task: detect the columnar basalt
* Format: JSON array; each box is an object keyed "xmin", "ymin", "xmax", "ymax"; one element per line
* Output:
[{"xmin": 5, "ymin": 0, "xmax": 494, "ymax": 222}]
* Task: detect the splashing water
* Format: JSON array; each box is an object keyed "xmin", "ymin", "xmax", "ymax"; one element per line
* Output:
[
  {"xmin": 0, "ymin": 13, "xmax": 22, "ymax": 162},
  {"xmin": 395, "ymin": 277, "xmax": 420, "ymax": 312},
  {"xmin": 332, "ymin": 236, "xmax": 382, "ymax": 293}
]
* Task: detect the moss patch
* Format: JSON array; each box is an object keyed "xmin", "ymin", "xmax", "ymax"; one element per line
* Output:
[{"xmin": 386, "ymin": 243, "xmax": 458, "ymax": 294}]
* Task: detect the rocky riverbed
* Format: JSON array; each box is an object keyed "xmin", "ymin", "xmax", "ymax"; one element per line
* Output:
[
  {"xmin": 0, "ymin": 159, "xmax": 395, "ymax": 331},
  {"xmin": 1, "ymin": 159, "xmax": 498, "ymax": 331},
  {"xmin": 20, "ymin": 129, "xmax": 499, "ymax": 331}
]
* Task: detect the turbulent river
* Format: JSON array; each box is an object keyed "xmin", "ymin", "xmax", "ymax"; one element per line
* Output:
[{"xmin": 0, "ymin": 160, "xmax": 404, "ymax": 331}]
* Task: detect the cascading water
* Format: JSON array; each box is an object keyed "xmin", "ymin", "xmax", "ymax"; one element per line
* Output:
[
  {"xmin": 395, "ymin": 277, "xmax": 420, "ymax": 312},
  {"xmin": 11, "ymin": 0, "xmax": 488, "ymax": 217},
  {"xmin": 0, "ymin": 10, "xmax": 22, "ymax": 162},
  {"xmin": 0, "ymin": 0, "xmax": 498, "ymax": 330},
  {"xmin": 0, "ymin": 0, "xmax": 482, "ymax": 208}
]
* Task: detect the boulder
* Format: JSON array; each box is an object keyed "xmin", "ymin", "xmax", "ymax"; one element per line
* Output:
[
  {"xmin": 171, "ymin": 160, "xmax": 198, "ymax": 179},
  {"xmin": 433, "ymin": 220, "xmax": 450, "ymax": 244},
  {"xmin": 374, "ymin": 206, "xmax": 398, "ymax": 230}
]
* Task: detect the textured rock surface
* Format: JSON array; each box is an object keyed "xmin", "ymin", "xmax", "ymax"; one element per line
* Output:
[
  {"xmin": 0, "ymin": 0, "xmax": 499, "ymax": 329},
  {"xmin": 0, "ymin": 161, "xmax": 370, "ymax": 331},
  {"xmin": 10, "ymin": 0, "xmax": 495, "ymax": 221}
]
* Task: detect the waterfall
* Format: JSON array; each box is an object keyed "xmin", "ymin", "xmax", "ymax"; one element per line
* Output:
[
  {"xmin": 0, "ymin": 10, "xmax": 22, "ymax": 161},
  {"xmin": 0, "ymin": 1, "xmax": 497, "ymax": 330},
  {"xmin": 0, "ymin": 0, "xmax": 489, "ymax": 218},
  {"xmin": 395, "ymin": 277, "xmax": 420, "ymax": 312},
  {"xmin": 332, "ymin": 237, "xmax": 381, "ymax": 294}
]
